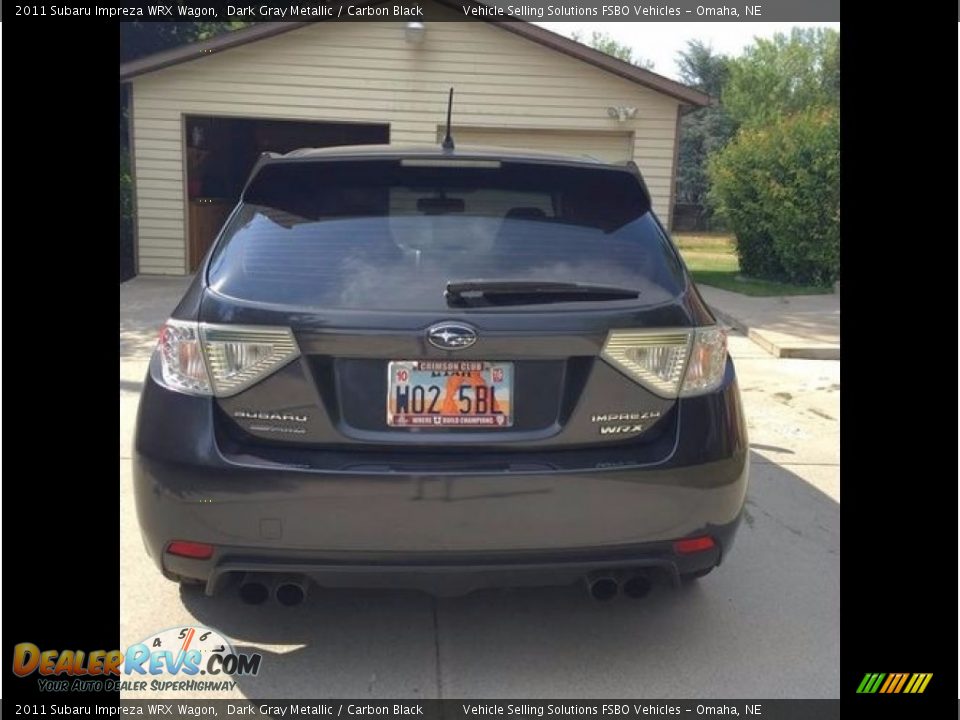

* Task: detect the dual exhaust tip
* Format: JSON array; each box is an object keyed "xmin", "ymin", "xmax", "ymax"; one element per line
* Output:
[
  {"xmin": 585, "ymin": 571, "xmax": 654, "ymax": 601},
  {"xmin": 239, "ymin": 574, "xmax": 308, "ymax": 606}
]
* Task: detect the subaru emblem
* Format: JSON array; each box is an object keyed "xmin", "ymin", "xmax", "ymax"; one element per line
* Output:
[{"xmin": 427, "ymin": 322, "xmax": 478, "ymax": 350}]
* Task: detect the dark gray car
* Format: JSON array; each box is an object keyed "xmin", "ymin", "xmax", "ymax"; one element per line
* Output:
[{"xmin": 133, "ymin": 144, "xmax": 748, "ymax": 604}]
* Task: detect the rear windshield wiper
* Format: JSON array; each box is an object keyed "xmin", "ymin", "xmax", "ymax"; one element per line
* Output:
[{"xmin": 445, "ymin": 279, "xmax": 640, "ymax": 307}]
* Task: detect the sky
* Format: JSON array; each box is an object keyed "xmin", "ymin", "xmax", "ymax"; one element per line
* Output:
[{"xmin": 534, "ymin": 22, "xmax": 840, "ymax": 80}]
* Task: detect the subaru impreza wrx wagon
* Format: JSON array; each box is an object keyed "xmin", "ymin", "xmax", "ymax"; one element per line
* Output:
[{"xmin": 133, "ymin": 143, "xmax": 749, "ymax": 604}]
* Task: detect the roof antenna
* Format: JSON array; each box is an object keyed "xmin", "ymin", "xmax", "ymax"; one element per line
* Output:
[{"xmin": 441, "ymin": 87, "xmax": 455, "ymax": 151}]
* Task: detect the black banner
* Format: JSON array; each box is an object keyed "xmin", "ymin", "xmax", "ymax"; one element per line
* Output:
[
  {"xmin": 4, "ymin": 699, "xmax": 841, "ymax": 719},
  {"xmin": 7, "ymin": 0, "xmax": 840, "ymax": 22}
]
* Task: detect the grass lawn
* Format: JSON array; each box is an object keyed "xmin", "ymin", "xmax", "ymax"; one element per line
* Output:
[{"xmin": 674, "ymin": 234, "xmax": 832, "ymax": 297}]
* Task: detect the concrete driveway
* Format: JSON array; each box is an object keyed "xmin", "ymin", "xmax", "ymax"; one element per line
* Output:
[{"xmin": 120, "ymin": 277, "xmax": 839, "ymax": 699}]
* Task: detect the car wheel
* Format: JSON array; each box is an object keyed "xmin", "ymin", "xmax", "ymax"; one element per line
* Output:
[{"xmin": 681, "ymin": 567, "xmax": 714, "ymax": 582}]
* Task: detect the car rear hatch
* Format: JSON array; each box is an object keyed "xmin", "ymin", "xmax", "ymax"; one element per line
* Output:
[{"xmin": 198, "ymin": 155, "xmax": 710, "ymax": 456}]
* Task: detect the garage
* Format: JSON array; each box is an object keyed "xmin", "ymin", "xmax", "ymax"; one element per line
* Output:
[{"xmin": 121, "ymin": 21, "xmax": 708, "ymax": 276}]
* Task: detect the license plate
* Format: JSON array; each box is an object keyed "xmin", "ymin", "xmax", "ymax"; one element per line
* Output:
[{"xmin": 387, "ymin": 360, "xmax": 514, "ymax": 428}]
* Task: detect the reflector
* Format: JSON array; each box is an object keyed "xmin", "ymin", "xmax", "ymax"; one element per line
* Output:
[
  {"xmin": 166, "ymin": 541, "xmax": 214, "ymax": 559},
  {"xmin": 673, "ymin": 536, "xmax": 716, "ymax": 554}
]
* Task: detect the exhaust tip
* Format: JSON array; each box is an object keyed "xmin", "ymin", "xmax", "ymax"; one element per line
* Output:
[
  {"xmin": 588, "ymin": 577, "xmax": 619, "ymax": 601},
  {"xmin": 238, "ymin": 581, "xmax": 269, "ymax": 605},
  {"xmin": 275, "ymin": 582, "xmax": 306, "ymax": 607},
  {"xmin": 622, "ymin": 573, "xmax": 653, "ymax": 600}
]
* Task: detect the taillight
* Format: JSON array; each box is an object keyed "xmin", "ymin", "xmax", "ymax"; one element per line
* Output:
[
  {"xmin": 601, "ymin": 327, "xmax": 728, "ymax": 398},
  {"xmin": 680, "ymin": 327, "xmax": 727, "ymax": 397},
  {"xmin": 158, "ymin": 320, "xmax": 210, "ymax": 395},
  {"xmin": 156, "ymin": 321, "xmax": 300, "ymax": 397},
  {"xmin": 201, "ymin": 325, "xmax": 299, "ymax": 396},
  {"xmin": 600, "ymin": 330, "xmax": 691, "ymax": 397}
]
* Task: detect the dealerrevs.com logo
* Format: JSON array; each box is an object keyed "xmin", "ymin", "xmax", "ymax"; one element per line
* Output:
[{"xmin": 13, "ymin": 626, "xmax": 262, "ymax": 693}]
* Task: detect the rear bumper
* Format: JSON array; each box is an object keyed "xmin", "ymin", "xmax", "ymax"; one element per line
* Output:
[
  {"xmin": 137, "ymin": 458, "xmax": 745, "ymax": 595},
  {"xmin": 132, "ymin": 369, "xmax": 749, "ymax": 595},
  {"xmin": 187, "ymin": 533, "xmax": 737, "ymax": 597}
]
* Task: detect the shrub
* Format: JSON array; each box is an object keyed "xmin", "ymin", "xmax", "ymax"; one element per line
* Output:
[
  {"xmin": 708, "ymin": 107, "xmax": 840, "ymax": 285},
  {"xmin": 707, "ymin": 131, "xmax": 785, "ymax": 279}
]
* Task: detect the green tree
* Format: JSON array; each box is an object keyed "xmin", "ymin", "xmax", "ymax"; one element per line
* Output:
[
  {"xmin": 723, "ymin": 27, "xmax": 840, "ymax": 127},
  {"xmin": 571, "ymin": 30, "xmax": 654, "ymax": 69},
  {"xmin": 677, "ymin": 39, "xmax": 729, "ymax": 96},
  {"xmin": 674, "ymin": 41, "xmax": 736, "ymax": 217},
  {"xmin": 708, "ymin": 107, "xmax": 840, "ymax": 285}
]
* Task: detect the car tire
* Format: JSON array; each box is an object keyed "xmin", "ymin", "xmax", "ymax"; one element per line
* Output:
[{"xmin": 680, "ymin": 567, "xmax": 714, "ymax": 582}]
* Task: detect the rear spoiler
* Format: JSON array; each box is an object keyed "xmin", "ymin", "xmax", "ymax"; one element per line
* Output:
[
  {"xmin": 625, "ymin": 160, "xmax": 653, "ymax": 208},
  {"xmin": 240, "ymin": 152, "xmax": 653, "ymax": 210},
  {"xmin": 240, "ymin": 151, "xmax": 282, "ymax": 199}
]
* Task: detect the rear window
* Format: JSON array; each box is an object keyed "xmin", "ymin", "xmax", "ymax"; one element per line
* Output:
[{"xmin": 207, "ymin": 160, "xmax": 685, "ymax": 310}]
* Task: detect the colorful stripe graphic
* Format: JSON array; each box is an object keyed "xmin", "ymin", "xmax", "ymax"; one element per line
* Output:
[{"xmin": 857, "ymin": 673, "xmax": 932, "ymax": 694}]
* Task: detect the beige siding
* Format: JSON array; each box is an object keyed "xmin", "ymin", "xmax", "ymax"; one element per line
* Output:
[{"xmin": 131, "ymin": 21, "xmax": 681, "ymax": 275}]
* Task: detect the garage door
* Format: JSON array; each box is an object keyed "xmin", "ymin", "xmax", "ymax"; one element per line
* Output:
[{"xmin": 446, "ymin": 128, "xmax": 634, "ymax": 163}]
